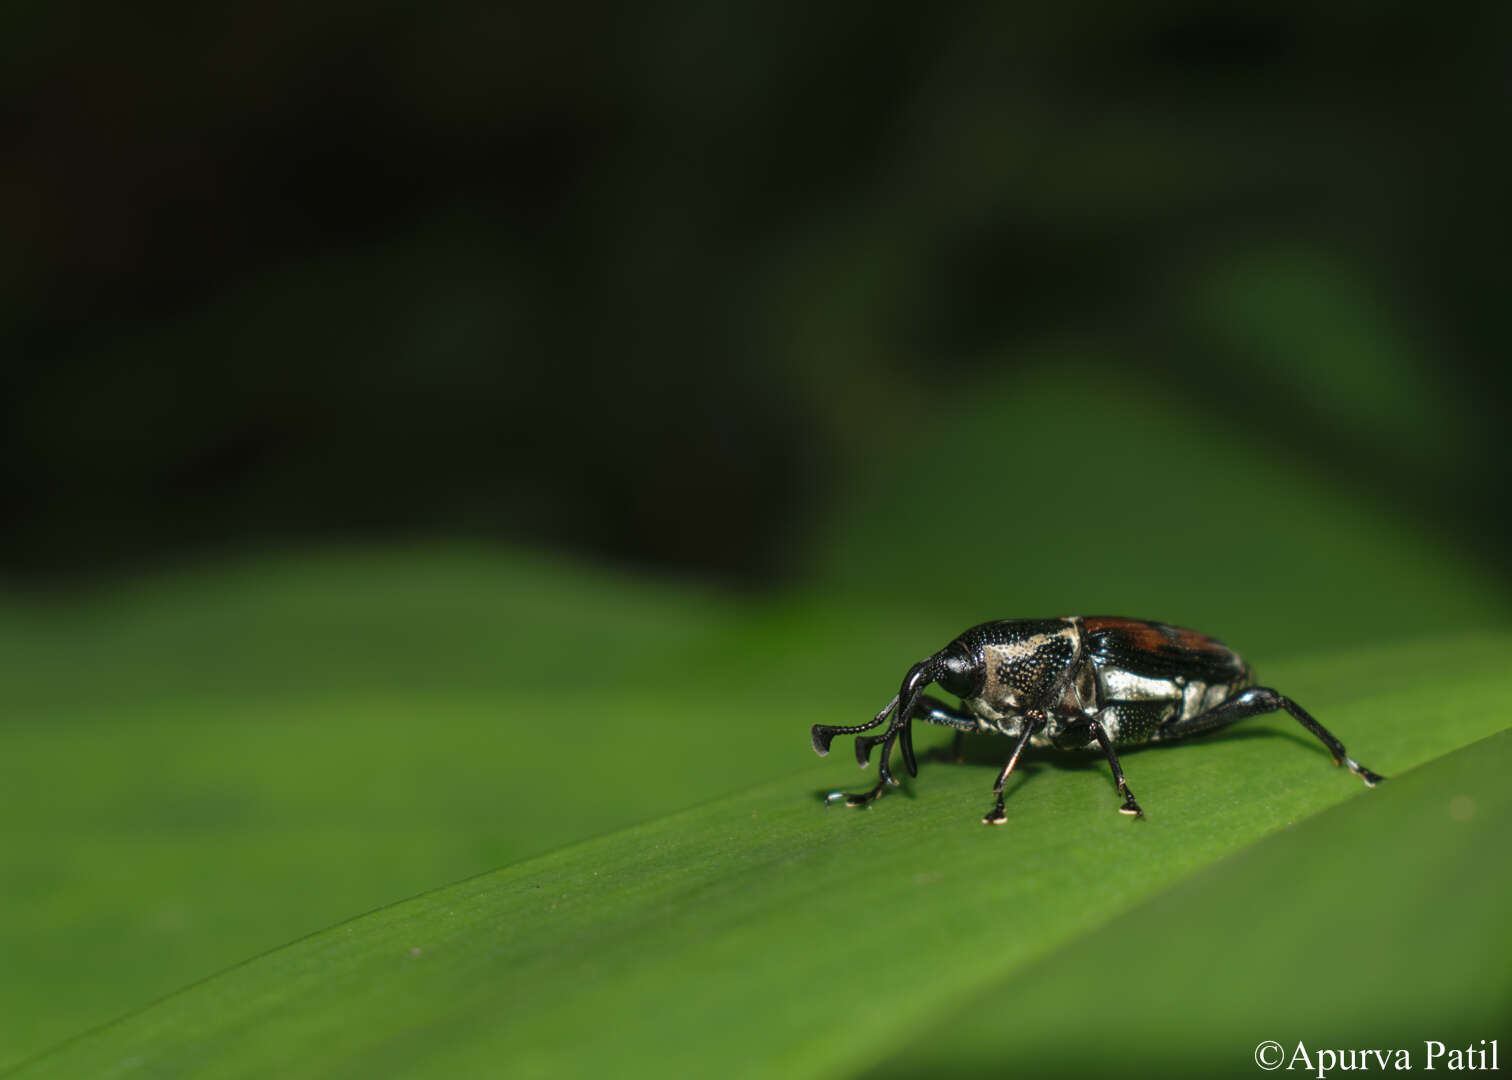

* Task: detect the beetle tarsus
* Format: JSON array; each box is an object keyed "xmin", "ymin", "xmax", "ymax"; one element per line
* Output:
[
  {"xmin": 982, "ymin": 798, "xmax": 1008, "ymax": 825},
  {"xmin": 1344, "ymin": 756, "xmax": 1384, "ymax": 787},
  {"xmin": 1118, "ymin": 794, "xmax": 1143, "ymax": 817},
  {"xmin": 826, "ymin": 780, "xmax": 889, "ymax": 808},
  {"xmin": 855, "ymin": 733, "xmax": 885, "ymax": 768}
]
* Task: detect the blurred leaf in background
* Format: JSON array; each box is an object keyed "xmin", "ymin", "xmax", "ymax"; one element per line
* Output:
[
  {"xmin": 3, "ymin": 3, "xmax": 1510, "ymax": 584},
  {"xmin": 809, "ymin": 350, "xmax": 1504, "ymax": 654}
]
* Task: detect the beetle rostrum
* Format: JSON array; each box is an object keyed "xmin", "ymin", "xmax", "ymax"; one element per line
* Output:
[{"xmin": 810, "ymin": 617, "xmax": 1383, "ymax": 825}]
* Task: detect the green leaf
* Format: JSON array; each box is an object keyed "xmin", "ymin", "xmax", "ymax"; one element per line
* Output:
[
  {"xmin": 863, "ymin": 726, "xmax": 1512, "ymax": 1079},
  {"xmin": 0, "ymin": 547, "xmax": 762, "ymax": 1066},
  {"xmin": 12, "ymin": 630, "xmax": 1509, "ymax": 1079}
]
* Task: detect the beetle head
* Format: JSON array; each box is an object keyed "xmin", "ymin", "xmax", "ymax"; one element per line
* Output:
[
  {"xmin": 890, "ymin": 641, "xmax": 981, "ymax": 777},
  {"xmin": 932, "ymin": 638, "xmax": 985, "ymax": 700}
]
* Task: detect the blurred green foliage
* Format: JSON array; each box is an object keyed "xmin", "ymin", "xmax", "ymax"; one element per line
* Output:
[
  {"xmin": 5, "ymin": 4, "xmax": 1511, "ymax": 585},
  {"xmin": 811, "ymin": 355, "xmax": 1504, "ymax": 653}
]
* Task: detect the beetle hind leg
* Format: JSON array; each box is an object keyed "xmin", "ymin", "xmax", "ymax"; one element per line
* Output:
[
  {"xmin": 1343, "ymin": 755, "xmax": 1383, "ymax": 787},
  {"xmin": 1159, "ymin": 686, "xmax": 1384, "ymax": 787},
  {"xmin": 1089, "ymin": 714, "xmax": 1144, "ymax": 818}
]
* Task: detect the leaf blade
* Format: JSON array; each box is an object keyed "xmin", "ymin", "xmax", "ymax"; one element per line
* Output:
[{"xmin": 12, "ymin": 632, "xmax": 1509, "ymax": 1080}]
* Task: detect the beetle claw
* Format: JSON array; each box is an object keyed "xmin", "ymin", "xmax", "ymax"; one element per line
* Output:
[
  {"xmin": 1344, "ymin": 757, "xmax": 1384, "ymax": 787},
  {"xmin": 836, "ymin": 782, "xmax": 888, "ymax": 808}
]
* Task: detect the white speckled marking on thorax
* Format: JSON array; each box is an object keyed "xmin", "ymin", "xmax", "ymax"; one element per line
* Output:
[
  {"xmin": 983, "ymin": 633, "xmax": 1058, "ymax": 675},
  {"xmin": 981, "ymin": 624, "xmax": 1080, "ymax": 704}
]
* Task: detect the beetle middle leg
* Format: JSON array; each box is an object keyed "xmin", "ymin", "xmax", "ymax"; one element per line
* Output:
[
  {"xmin": 1158, "ymin": 687, "xmax": 1384, "ymax": 786},
  {"xmin": 982, "ymin": 720, "xmax": 1044, "ymax": 825},
  {"xmin": 854, "ymin": 695, "xmax": 977, "ymax": 767}
]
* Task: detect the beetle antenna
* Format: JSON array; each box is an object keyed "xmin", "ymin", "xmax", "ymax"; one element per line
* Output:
[{"xmin": 811, "ymin": 695, "xmax": 896, "ymax": 756}]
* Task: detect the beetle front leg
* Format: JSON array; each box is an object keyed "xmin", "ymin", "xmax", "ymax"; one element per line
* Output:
[
  {"xmin": 812, "ymin": 695, "xmax": 894, "ymax": 757},
  {"xmin": 826, "ymin": 722, "xmax": 903, "ymax": 807},
  {"xmin": 983, "ymin": 720, "xmax": 1042, "ymax": 825},
  {"xmin": 855, "ymin": 695, "xmax": 978, "ymax": 767},
  {"xmin": 1088, "ymin": 714, "xmax": 1143, "ymax": 818}
]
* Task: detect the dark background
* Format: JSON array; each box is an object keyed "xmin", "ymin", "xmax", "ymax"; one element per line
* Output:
[{"xmin": 5, "ymin": 2, "xmax": 1510, "ymax": 589}]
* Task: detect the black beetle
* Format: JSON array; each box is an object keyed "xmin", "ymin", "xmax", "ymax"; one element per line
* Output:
[{"xmin": 811, "ymin": 617, "xmax": 1383, "ymax": 824}]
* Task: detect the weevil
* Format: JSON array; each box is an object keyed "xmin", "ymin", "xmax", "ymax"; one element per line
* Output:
[{"xmin": 811, "ymin": 617, "xmax": 1383, "ymax": 824}]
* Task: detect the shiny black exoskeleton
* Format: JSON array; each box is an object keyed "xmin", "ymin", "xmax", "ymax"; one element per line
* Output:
[{"xmin": 811, "ymin": 617, "xmax": 1383, "ymax": 825}]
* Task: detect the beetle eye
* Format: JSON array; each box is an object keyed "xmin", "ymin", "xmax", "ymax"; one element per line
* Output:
[{"xmin": 937, "ymin": 651, "xmax": 979, "ymax": 696}]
